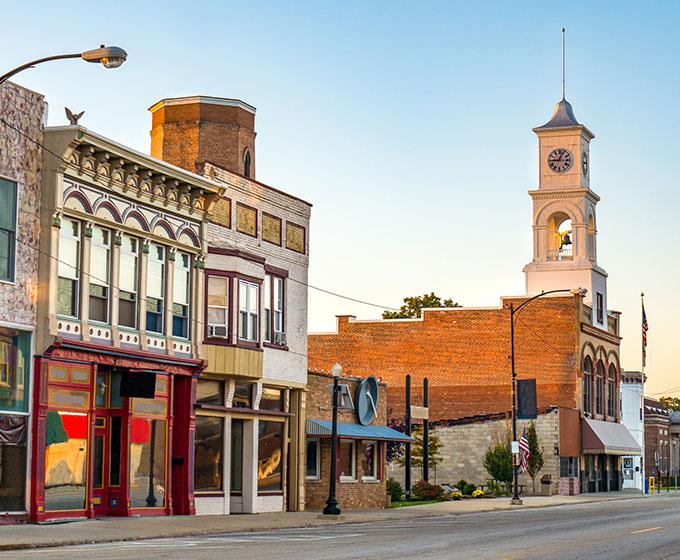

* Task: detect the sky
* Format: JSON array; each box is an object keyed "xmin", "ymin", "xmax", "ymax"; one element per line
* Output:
[{"xmin": 2, "ymin": 1, "xmax": 679, "ymax": 396}]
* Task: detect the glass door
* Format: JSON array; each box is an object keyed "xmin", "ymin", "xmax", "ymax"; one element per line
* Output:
[{"xmin": 92, "ymin": 416, "xmax": 107, "ymax": 516}]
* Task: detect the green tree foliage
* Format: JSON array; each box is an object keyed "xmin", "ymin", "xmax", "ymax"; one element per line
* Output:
[
  {"xmin": 525, "ymin": 422, "xmax": 544, "ymax": 495},
  {"xmin": 397, "ymin": 424, "xmax": 444, "ymax": 475},
  {"xmin": 386, "ymin": 477, "xmax": 404, "ymax": 502},
  {"xmin": 659, "ymin": 396, "xmax": 680, "ymax": 411},
  {"xmin": 484, "ymin": 439, "xmax": 513, "ymax": 491},
  {"xmin": 383, "ymin": 293, "xmax": 460, "ymax": 319}
]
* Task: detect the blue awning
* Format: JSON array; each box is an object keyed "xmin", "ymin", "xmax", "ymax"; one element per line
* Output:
[{"xmin": 306, "ymin": 419, "xmax": 414, "ymax": 442}]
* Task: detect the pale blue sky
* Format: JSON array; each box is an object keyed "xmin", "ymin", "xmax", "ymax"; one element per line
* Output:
[{"xmin": 3, "ymin": 1, "xmax": 678, "ymax": 394}]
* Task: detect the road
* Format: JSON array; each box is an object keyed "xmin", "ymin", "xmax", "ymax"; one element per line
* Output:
[{"xmin": 5, "ymin": 496, "xmax": 680, "ymax": 559}]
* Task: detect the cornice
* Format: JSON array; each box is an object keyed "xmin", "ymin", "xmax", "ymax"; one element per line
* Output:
[{"xmin": 580, "ymin": 322, "xmax": 621, "ymax": 345}]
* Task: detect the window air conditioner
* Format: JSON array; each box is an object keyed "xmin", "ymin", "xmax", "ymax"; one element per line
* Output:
[
  {"xmin": 273, "ymin": 331, "xmax": 286, "ymax": 345},
  {"xmin": 209, "ymin": 325, "xmax": 228, "ymax": 338}
]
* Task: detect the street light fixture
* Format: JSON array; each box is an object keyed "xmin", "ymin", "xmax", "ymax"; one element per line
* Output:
[
  {"xmin": 509, "ymin": 288, "xmax": 587, "ymax": 505},
  {"xmin": 323, "ymin": 362, "xmax": 343, "ymax": 515},
  {"xmin": 0, "ymin": 45, "xmax": 127, "ymax": 86}
]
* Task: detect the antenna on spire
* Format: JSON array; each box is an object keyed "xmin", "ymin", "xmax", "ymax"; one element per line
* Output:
[{"xmin": 562, "ymin": 27, "xmax": 566, "ymax": 99}]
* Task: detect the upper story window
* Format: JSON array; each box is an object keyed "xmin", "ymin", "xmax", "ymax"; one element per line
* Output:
[
  {"xmin": 207, "ymin": 276, "xmax": 229, "ymax": 338},
  {"xmin": 172, "ymin": 252, "xmax": 191, "ymax": 339},
  {"xmin": 264, "ymin": 274, "xmax": 285, "ymax": 345},
  {"xmin": 595, "ymin": 360, "xmax": 604, "ymax": 415},
  {"xmin": 607, "ymin": 365, "xmax": 617, "ymax": 417},
  {"xmin": 119, "ymin": 235, "xmax": 138, "ymax": 329},
  {"xmin": 596, "ymin": 292, "xmax": 604, "ymax": 324},
  {"xmin": 89, "ymin": 226, "xmax": 110, "ymax": 323},
  {"xmin": 243, "ymin": 149, "xmax": 251, "ymax": 178},
  {"xmin": 0, "ymin": 178, "xmax": 17, "ymax": 282},
  {"xmin": 57, "ymin": 217, "xmax": 81, "ymax": 317},
  {"xmin": 238, "ymin": 279, "xmax": 259, "ymax": 343},
  {"xmin": 583, "ymin": 356, "xmax": 593, "ymax": 414},
  {"xmin": 146, "ymin": 243, "xmax": 165, "ymax": 334}
]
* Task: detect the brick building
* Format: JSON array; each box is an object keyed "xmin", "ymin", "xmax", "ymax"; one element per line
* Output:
[
  {"xmin": 644, "ymin": 397, "xmax": 671, "ymax": 485},
  {"xmin": 305, "ymin": 370, "xmax": 411, "ymax": 509},
  {"xmin": 309, "ymin": 94, "xmax": 640, "ymax": 495},
  {"xmin": 0, "ymin": 82, "xmax": 44, "ymax": 524}
]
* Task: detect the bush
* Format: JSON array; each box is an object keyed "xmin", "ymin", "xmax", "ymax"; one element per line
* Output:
[
  {"xmin": 451, "ymin": 491, "xmax": 463, "ymax": 500},
  {"xmin": 454, "ymin": 479, "xmax": 477, "ymax": 496},
  {"xmin": 486, "ymin": 480, "xmax": 509, "ymax": 497},
  {"xmin": 411, "ymin": 480, "xmax": 445, "ymax": 500},
  {"xmin": 472, "ymin": 489, "xmax": 484, "ymax": 499},
  {"xmin": 386, "ymin": 477, "xmax": 404, "ymax": 502}
]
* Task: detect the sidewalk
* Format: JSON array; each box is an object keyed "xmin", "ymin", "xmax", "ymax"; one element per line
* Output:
[{"xmin": 0, "ymin": 490, "xmax": 670, "ymax": 551}]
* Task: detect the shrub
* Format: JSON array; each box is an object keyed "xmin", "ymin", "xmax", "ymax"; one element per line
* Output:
[
  {"xmin": 463, "ymin": 483, "xmax": 477, "ymax": 496},
  {"xmin": 411, "ymin": 480, "xmax": 445, "ymax": 501},
  {"xmin": 486, "ymin": 480, "xmax": 509, "ymax": 497},
  {"xmin": 455, "ymin": 479, "xmax": 469, "ymax": 492},
  {"xmin": 451, "ymin": 491, "xmax": 463, "ymax": 500},
  {"xmin": 472, "ymin": 489, "xmax": 484, "ymax": 499},
  {"xmin": 386, "ymin": 477, "xmax": 404, "ymax": 502}
]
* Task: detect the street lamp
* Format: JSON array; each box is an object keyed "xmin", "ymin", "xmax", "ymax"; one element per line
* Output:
[
  {"xmin": 323, "ymin": 362, "xmax": 343, "ymax": 515},
  {"xmin": 509, "ymin": 287, "xmax": 587, "ymax": 505},
  {"xmin": 0, "ymin": 46, "xmax": 127, "ymax": 86}
]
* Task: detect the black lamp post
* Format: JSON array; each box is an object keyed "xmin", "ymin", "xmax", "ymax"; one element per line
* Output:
[
  {"xmin": 510, "ymin": 288, "xmax": 587, "ymax": 505},
  {"xmin": 0, "ymin": 46, "xmax": 127, "ymax": 86},
  {"xmin": 323, "ymin": 362, "xmax": 343, "ymax": 515}
]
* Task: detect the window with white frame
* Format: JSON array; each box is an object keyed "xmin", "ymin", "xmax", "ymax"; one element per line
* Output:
[
  {"xmin": 306, "ymin": 438, "xmax": 320, "ymax": 479},
  {"xmin": 146, "ymin": 243, "xmax": 165, "ymax": 334},
  {"xmin": 89, "ymin": 226, "xmax": 110, "ymax": 323},
  {"xmin": 207, "ymin": 276, "xmax": 229, "ymax": 338},
  {"xmin": 339, "ymin": 439, "xmax": 356, "ymax": 480},
  {"xmin": 239, "ymin": 279, "xmax": 259, "ymax": 342},
  {"xmin": 57, "ymin": 217, "xmax": 81, "ymax": 317},
  {"xmin": 119, "ymin": 235, "xmax": 138, "ymax": 328},
  {"xmin": 264, "ymin": 274, "xmax": 285, "ymax": 345},
  {"xmin": 0, "ymin": 178, "xmax": 17, "ymax": 282},
  {"xmin": 361, "ymin": 440, "xmax": 377, "ymax": 479},
  {"xmin": 172, "ymin": 252, "xmax": 191, "ymax": 339}
]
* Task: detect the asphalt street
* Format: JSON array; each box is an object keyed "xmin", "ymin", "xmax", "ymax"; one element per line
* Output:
[{"xmin": 4, "ymin": 496, "xmax": 680, "ymax": 559}]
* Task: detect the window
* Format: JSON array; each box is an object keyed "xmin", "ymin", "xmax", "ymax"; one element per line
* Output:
[
  {"xmin": 560, "ymin": 456, "xmax": 579, "ymax": 478},
  {"xmin": 194, "ymin": 416, "xmax": 223, "ymax": 492},
  {"xmin": 607, "ymin": 365, "xmax": 616, "ymax": 417},
  {"xmin": 196, "ymin": 379, "xmax": 224, "ymax": 406},
  {"xmin": 596, "ymin": 361, "xmax": 604, "ymax": 415},
  {"xmin": 231, "ymin": 419, "xmax": 243, "ymax": 492},
  {"xmin": 285, "ymin": 221, "xmax": 306, "ymax": 254},
  {"xmin": 89, "ymin": 226, "xmax": 110, "ymax": 323},
  {"xmin": 583, "ymin": 357, "xmax": 593, "ymax": 414},
  {"xmin": 362, "ymin": 441, "xmax": 377, "ymax": 479},
  {"xmin": 339, "ymin": 439, "xmax": 356, "ymax": 480},
  {"xmin": 258, "ymin": 420, "xmax": 283, "ymax": 491},
  {"xmin": 0, "ymin": 328, "xmax": 30, "ymax": 413},
  {"xmin": 262, "ymin": 214, "xmax": 282, "ymax": 246},
  {"xmin": 0, "ymin": 178, "xmax": 17, "ymax": 282},
  {"xmin": 306, "ymin": 438, "xmax": 320, "ymax": 479},
  {"xmin": 260, "ymin": 387, "xmax": 283, "ymax": 412},
  {"xmin": 58, "ymin": 217, "xmax": 80, "ymax": 317},
  {"xmin": 232, "ymin": 382, "xmax": 253, "ymax": 408},
  {"xmin": 146, "ymin": 244, "xmax": 165, "ymax": 333},
  {"xmin": 596, "ymin": 292, "xmax": 604, "ymax": 323},
  {"xmin": 119, "ymin": 235, "xmax": 138, "ymax": 328},
  {"xmin": 236, "ymin": 203, "xmax": 257, "ymax": 237},
  {"xmin": 239, "ymin": 280, "xmax": 259, "ymax": 342},
  {"xmin": 173, "ymin": 252, "xmax": 191, "ymax": 338},
  {"xmin": 207, "ymin": 276, "xmax": 229, "ymax": 338},
  {"xmin": 243, "ymin": 149, "xmax": 251, "ymax": 177},
  {"xmin": 129, "ymin": 418, "xmax": 166, "ymax": 508},
  {"xmin": 264, "ymin": 274, "xmax": 285, "ymax": 345}
]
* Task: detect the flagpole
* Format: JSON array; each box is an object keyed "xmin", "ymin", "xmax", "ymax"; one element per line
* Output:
[{"xmin": 641, "ymin": 292, "xmax": 646, "ymax": 374}]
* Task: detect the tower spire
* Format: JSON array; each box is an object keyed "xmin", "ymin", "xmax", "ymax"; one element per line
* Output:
[{"xmin": 562, "ymin": 27, "xmax": 566, "ymax": 100}]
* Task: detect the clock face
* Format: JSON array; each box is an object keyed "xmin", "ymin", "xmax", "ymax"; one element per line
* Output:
[
  {"xmin": 582, "ymin": 151, "xmax": 588, "ymax": 176},
  {"xmin": 547, "ymin": 148, "xmax": 573, "ymax": 173}
]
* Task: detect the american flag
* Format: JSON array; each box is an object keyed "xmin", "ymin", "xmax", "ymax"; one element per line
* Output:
[
  {"xmin": 642, "ymin": 302, "xmax": 649, "ymax": 366},
  {"xmin": 519, "ymin": 427, "xmax": 530, "ymax": 472}
]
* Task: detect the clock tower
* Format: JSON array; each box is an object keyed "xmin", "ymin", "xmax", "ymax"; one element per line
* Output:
[{"xmin": 523, "ymin": 97, "xmax": 609, "ymax": 329}]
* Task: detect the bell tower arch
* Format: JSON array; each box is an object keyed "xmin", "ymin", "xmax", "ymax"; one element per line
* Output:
[{"xmin": 523, "ymin": 97, "xmax": 609, "ymax": 329}]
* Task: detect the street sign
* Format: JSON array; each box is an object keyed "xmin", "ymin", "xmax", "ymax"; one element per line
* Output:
[
  {"xmin": 511, "ymin": 440, "xmax": 520, "ymax": 454},
  {"xmin": 410, "ymin": 405, "xmax": 429, "ymax": 420}
]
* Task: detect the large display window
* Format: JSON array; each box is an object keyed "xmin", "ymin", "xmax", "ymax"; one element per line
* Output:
[
  {"xmin": 0, "ymin": 328, "xmax": 30, "ymax": 413},
  {"xmin": 0, "ymin": 415, "xmax": 27, "ymax": 511},
  {"xmin": 129, "ymin": 417, "xmax": 167, "ymax": 508},
  {"xmin": 257, "ymin": 420, "xmax": 283, "ymax": 492},
  {"xmin": 194, "ymin": 416, "xmax": 223, "ymax": 492}
]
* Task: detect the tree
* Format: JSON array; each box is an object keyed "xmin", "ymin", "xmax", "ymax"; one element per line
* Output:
[
  {"xmin": 382, "ymin": 293, "xmax": 460, "ymax": 319},
  {"xmin": 397, "ymin": 424, "xmax": 445, "ymax": 482},
  {"xmin": 483, "ymin": 438, "xmax": 513, "ymax": 491},
  {"xmin": 659, "ymin": 396, "xmax": 680, "ymax": 411},
  {"xmin": 525, "ymin": 422, "xmax": 544, "ymax": 495}
]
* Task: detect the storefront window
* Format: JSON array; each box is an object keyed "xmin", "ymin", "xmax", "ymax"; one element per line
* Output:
[
  {"xmin": 196, "ymin": 380, "xmax": 224, "ymax": 406},
  {"xmin": 129, "ymin": 418, "xmax": 166, "ymax": 508},
  {"xmin": 0, "ymin": 415, "xmax": 27, "ymax": 511},
  {"xmin": 560, "ymin": 456, "xmax": 579, "ymax": 478},
  {"xmin": 258, "ymin": 420, "xmax": 283, "ymax": 491},
  {"xmin": 232, "ymin": 383, "xmax": 252, "ymax": 408},
  {"xmin": 0, "ymin": 328, "xmax": 30, "ymax": 413},
  {"xmin": 362, "ymin": 441, "xmax": 377, "ymax": 479},
  {"xmin": 194, "ymin": 416, "xmax": 223, "ymax": 492},
  {"xmin": 231, "ymin": 419, "xmax": 243, "ymax": 492},
  {"xmin": 44, "ymin": 411, "xmax": 88, "ymax": 511},
  {"xmin": 339, "ymin": 439, "xmax": 356, "ymax": 479},
  {"xmin": 306, "ymin": 438, "xmax": 320, "ymax": 479},
  {"xmin": 259, "ymin": 387, "xmax": 283, "ymax": 412}
]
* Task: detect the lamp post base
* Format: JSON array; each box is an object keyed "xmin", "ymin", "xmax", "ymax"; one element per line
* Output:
[
  {"xmin": 511, "ymin": 498, "xmax": 523, "ymax": 505},
  {"xmin": 323, "ymin": 497, "xmax": 341, "ymax": 515}
]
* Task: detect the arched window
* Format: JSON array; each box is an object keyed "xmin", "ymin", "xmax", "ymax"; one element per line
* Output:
[
  {"xmin": 607, "ymin": 364, "xmax": 617, "ymax": 417},
  {"xmin": 548, "ymin": 212, "xmax": 573, "ymax": 261},
  {"xmin": 596, "ymin": 360, "xmax": 605, "ymax": 415},
  {"xmin": 243, "ymin": 149, "xmax": 251, "ymax": 178},
  {"xmin": 583, "ymin": 356, "xmax": 593, "ymax": 414},
  {"xmin": 587, "ymin": 214, "xmax": 595, "ymax": 262}
]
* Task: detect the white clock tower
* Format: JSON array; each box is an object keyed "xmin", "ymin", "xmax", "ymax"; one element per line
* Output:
[{"xmin": 523, "ymin": 97, "xmax": 609, "ymax": 329}]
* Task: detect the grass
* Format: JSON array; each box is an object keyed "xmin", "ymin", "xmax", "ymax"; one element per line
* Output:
[{"xmin": 389, "ymin": 499, "xmax": 444, "ymax": 508}]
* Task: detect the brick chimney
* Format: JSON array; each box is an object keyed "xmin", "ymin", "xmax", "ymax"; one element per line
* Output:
[{"xmin": 149, "ymin": 96, "xmax": 256, "ymax": 178}]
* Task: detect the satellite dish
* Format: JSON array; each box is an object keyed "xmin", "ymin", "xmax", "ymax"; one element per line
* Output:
[{"xmin": 355, "ymin": 376, "xmax": 379, "ymax": 426}]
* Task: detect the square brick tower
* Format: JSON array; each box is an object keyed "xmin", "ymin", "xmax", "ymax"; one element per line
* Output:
[{"xmin": 149, "ymin": 96, "xmax": 256, "ymax": 178}]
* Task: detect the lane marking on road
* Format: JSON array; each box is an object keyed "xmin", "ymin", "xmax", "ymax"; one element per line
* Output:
[{"xmin": 630, "ymin": 526, "xmax": 663, "ymax": 534}]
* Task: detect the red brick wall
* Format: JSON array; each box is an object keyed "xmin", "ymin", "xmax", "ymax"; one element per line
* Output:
[{"xmin": 309, "ymin": 296, "xmax": 580, "ymax": 422}]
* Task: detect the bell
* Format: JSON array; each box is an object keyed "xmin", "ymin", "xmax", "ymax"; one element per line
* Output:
[{"xmin": 561, "ymin": 233, "xmax": 572, "ymax": 247}]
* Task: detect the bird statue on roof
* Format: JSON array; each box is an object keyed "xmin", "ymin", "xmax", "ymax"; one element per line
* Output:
[{"xmin": 65, "ymin": 107, "xmax": 84, "ymax": 125}]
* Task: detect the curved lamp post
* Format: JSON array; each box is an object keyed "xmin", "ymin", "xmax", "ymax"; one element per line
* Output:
[
  {"xmin": 323, "ymin": 362, "xmax": 343, "ymax": 515},
  {"xmin": 0, "ymin": 46, "xmax": 127, "ymax": 86},
  {"xmin": 510, "ymin": 287, "xmax": 587, "ymax": 505}
]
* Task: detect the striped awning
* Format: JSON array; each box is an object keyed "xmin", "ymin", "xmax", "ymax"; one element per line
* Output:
[{"xmin": 306, "ymin": 419, "xmax": 414, "ymax": 442}]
